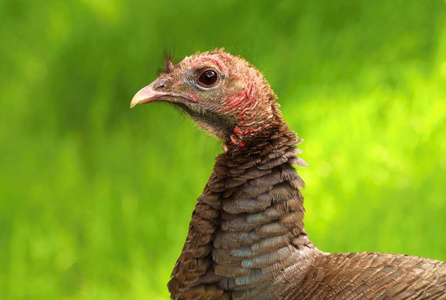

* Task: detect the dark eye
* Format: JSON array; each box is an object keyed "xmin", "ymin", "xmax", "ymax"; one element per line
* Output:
[{"xmin": 197, "ymin": 69, "xmax": 219, "ymax": 88}]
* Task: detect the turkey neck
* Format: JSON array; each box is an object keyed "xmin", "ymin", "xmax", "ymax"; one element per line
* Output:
[
  {"xmin": 212, "ymin": 124, "xmax": 316, "ymax": 292},
  {"xmin": 168, "ymin": 124, "xmax": 318, "ymax": 299}
]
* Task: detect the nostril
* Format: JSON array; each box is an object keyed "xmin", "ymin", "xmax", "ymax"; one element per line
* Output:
[{"xmin": 153, "ymin": 78, "xmax": 166, "ymax": 90}]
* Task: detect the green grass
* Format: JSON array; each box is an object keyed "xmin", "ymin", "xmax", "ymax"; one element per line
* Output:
[{"xmin": 1, "ymin": 0, "xmax": 445, "ymax": 299}]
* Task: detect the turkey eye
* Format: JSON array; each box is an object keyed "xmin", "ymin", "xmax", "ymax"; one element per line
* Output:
[{"xmin": 197, "ymin": 69, "xmax": 219, "ymax": 88}]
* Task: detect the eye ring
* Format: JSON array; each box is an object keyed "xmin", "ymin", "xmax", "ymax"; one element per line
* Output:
[{"xmin": 196, "ymin": 69, "xmax": 219, "ymax": 88}]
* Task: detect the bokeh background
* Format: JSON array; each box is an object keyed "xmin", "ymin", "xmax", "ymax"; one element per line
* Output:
[{"xmin": 1, "ymin": 0, "xmax": 445, "ymax": 299}]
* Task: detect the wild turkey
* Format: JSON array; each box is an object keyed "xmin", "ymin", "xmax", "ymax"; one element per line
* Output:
[{"xmin": 131, "ymin": 49, "xmax": 446, "ymax": 299}]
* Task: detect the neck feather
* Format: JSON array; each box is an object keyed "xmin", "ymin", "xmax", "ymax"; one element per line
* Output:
[{"xmin": 168, "ymin": 124, "xmax": 317, "ymax": 299}]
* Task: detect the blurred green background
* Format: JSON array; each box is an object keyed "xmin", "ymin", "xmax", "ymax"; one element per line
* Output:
[{"xmin": 1, "ymin": 0, "xmax": 445, "ymax": 299}]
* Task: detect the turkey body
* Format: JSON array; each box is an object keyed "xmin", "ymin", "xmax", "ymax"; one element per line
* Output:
[
  {"xmin": 131, "ymin": 50, "xmax": 446, "ymax": 299},
  {"xmin": 167, "ymin": 125, "xmax": 446, "ymax": 300}
]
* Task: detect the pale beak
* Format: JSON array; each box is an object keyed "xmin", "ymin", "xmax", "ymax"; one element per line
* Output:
[{"xmin": 130, "ymin": 81, "xmax": 169, "ymax": 108}]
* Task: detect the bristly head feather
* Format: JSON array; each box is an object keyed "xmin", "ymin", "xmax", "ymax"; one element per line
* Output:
[
  {"xmin": 156, "ymin": 49, "xmax": 175, "ymax": 75},
  {"xmin": 164, "ymin": 49, "xmax": 175, "ymax": 73}
]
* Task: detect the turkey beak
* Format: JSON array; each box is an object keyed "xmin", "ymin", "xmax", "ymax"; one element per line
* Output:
[{"xmin": 130, "ymin": 79, "xmax": 169, "ymax": 108}]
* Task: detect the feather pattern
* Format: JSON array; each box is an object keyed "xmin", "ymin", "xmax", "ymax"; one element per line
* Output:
[{"xmin": 168, "ymin": 123, "xmax": 445, "ymax": 299}]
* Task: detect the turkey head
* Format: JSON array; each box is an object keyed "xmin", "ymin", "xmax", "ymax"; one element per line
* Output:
[{"xmin": 131, "ymin": 49, "xmax": 281, "ymax": 147}]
